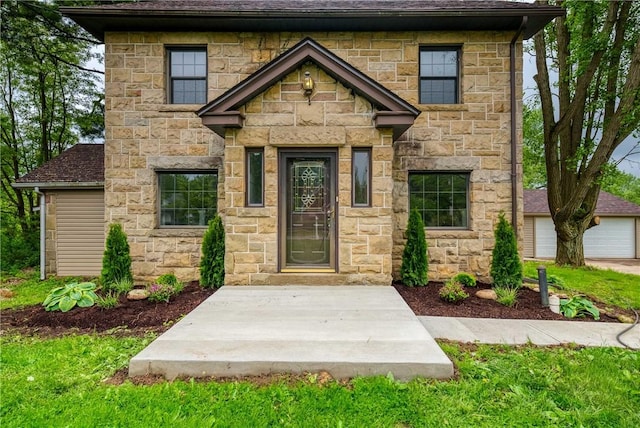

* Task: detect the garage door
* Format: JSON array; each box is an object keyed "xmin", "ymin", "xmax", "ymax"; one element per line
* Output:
[
  {"xmin": 56, "ymin": 190, "xmax": 104, "ymax": 276},
  {"xmin": 534, "ymin": 217, "xmax": 636, "ymax": 258}
]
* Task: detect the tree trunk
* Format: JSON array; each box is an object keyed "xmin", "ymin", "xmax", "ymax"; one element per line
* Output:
[{"xmin": 554, "ymin": 218, "xmax": 587, "ymax": 266}]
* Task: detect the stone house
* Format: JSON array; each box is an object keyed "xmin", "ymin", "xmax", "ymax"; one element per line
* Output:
[{"xmin": 18, "ymin": 1, "xmax": 562, "ymax": 284}]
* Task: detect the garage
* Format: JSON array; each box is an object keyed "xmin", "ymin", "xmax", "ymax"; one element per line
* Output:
[{"xmin": 524, "ymin": 189, "xmax": 640, "ymax": 259}]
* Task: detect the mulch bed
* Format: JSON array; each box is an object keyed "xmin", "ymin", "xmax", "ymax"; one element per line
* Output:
[{"xmin": 0, "ymin": 281, "xmax": 626, "ymax": 338}]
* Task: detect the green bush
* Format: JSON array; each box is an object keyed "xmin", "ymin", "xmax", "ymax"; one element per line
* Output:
[
  {"xmin": 560, "ymin": 296, "xmax": 600, "ymax": 320},
  {"xmin": 0, "ymin": 226, "xmax": 39, "ymax": 273},
  {"xmin": 400, "ymin": 209, "xmax": 428, "ymax": 286},
  {"xmin": 438, "ymin": 280, "xmax": 469, "ymax": 303},
  {"xmin": 96, "ymin": 291, "xmax": 119, "ymax": 309},
  {"xmin": 147, "ymin": 282, "xmax": 180, "ymax": 303},
  {"xmin": 453, "ymin": 272, "xmax": 477, "ymax": 287},
  {"xmin": 490, "ymin": 213, "xmax": 522, "ymax": 288},
  {"xmin": 101, "ymin": 223, "xmax": 132, "ymax": 286},
  {"xmin": 200, "ymin": 215, "xmax": 225, "ymax": 288},
  {"xmin": 102, "ymin": 277, "xmax": 133, "ymax": 295},
  {"xmin": 495, "ymin": 286, "xmax": 519, "ymax": 307},
  {"xmin": 43, "ymin": 282, "xmax": 98, "ymax": 312}
]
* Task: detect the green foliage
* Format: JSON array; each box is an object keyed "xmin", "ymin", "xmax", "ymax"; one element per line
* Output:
[
  {"xmin": 0, "ymin": 224, "xmax": 39, "ymax": 273},
  {"xmin": 490, "ymin": 213, "xmax": 522, "ymax": 288},
  {"xmin": 522, "ymin": 101, "xmax": 547, "ymax": 190},
  {"xmin": 2, "ymin": 335, "xmax": 639, "ymax": 427},
  {"xmin": 200, "ymin": 215, "xmax": 225, "ymax": 288},
  {"xmin": 438, "ymin": 280, "xmax": 469, "ymax": 303},
  {"xmin": 0, "ymin": 270, "xmax": 71, "ymax": 310},
  {"xmin": 96, "ymin": 291, "xmax": 119, "ymax": 309},
  {"xmin": 523, "ymin": 261, "xmax": 640, "ymax": 309},
  {"xmin": 102, "ymin": 277, "xmax": 133, "ymax": 295},
  {"xmin": 495, "ymin": 286, "xmax": 519, "ymax": 307},
  {"xmin": 547, "ymin": 274, "xmax": 565, "ymax": 289},
  {"xmin": 156, "ymin": 273, "xmax": 180, "ymax": 287},
  {"xmin": 101, "ymin": 223, "xmax": 132, "ymax": 286},
  {"xmin": 560, "ymin": 296, "xmax": 601, "ymax": 320},
  {"xmin": 147, "ymin": 282, "xmax": 181, "ymax": 304},
  {"xmin": 453, "ymin": 272, "xmax": 477, "ymax": 287},
  {"xmin": 42, "ymin": 281, "xmax": 97, "ymax": 312},
  {"xmin": 400, "ymin": 209, "xmax": 428, "ymax": 286}
]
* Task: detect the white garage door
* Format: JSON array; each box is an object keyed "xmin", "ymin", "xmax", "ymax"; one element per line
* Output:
[
  {"xmin": 56, "ymin": 190, "xmax": 105, "ymax": 276},
  {"xmin": 534, "ymin": 217, "xmax": 636, "ymax": 258}
]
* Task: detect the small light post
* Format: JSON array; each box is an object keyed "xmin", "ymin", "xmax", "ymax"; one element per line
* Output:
[{"xmin": 537, "ymin": 265, "xmax": 549, "ymax": 307}]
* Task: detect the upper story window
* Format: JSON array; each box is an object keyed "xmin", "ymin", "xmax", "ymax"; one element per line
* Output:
[
  {"xmin": 409, "ymin": 172, "xmax": 469, "ymax": 228},
  {"xmin": 159, "ymin": 171, "xmax": 217, "ymax": 226},
  {"xmin": 168, "ymin": 48, "xmax": 207, "ymax": 104},
  {"xmin": 419, "ymin": 47, "xmax": 460, "ymax": 104}
]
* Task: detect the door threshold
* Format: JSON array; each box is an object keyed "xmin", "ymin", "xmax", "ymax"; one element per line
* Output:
[{"xmin": 280, "ymin": 268, "xmax": 336, "ymax": 273}]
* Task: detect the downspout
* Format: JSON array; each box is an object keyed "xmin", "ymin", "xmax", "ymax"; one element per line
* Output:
[
  {"xmin": 510, "ymin": 17, "xmax": 528, "ymax": 237},
  {"xmin": 34, "ymin": 187, "xmax": 46, "ymax": 280}
]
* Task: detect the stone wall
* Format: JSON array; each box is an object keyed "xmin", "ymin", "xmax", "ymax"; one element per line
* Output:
[{"xmin": 104, "ymin": 31, "xmax": 523, "ymax": 284}]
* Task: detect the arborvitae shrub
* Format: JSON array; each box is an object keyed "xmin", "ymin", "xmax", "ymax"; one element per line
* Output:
[
  {"xmin": 200, "ymin": 214, "xmax": 225, "ymax": 288},
  {"xmin": 490, "ymin": 212, "xmax": 523, "ymax": 288},
  {"xmin": 400, "ymin": 208, "xmax": 428, "ymax": 286},
  {"xmin": 101, "ymin": 223, "xmax": 132, "ymax": 286}
]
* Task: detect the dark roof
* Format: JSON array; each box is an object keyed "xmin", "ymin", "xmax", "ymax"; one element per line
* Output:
[
  {"xmin": 524, "ymin": 189, "xmax": 640, "ymax": 216},
  {"xmin": 14, "ymin": 144, "xmax": 104, "ymax": 189},
  {"xmin": 61, "ymin": 0, "xmax": 564, "ymax": 41},
  {"xmin": 199, "ymin": 37, "xmax": 419, "ymax": 139}
]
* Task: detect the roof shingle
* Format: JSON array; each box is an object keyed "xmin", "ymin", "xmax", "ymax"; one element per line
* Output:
[{"xmin": 524, "ymin": 189, "xmax": 640, "ymax": 216}]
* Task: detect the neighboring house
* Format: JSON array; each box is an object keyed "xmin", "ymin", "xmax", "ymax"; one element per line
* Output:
[
  {"xmin": 524, "ymin": 189, "xmax": 640, "ymax": 259},
  {"xmin": 13, "ymin": 144, "xmax": 105, "ymax": 276},
  {"xmin": 19, "ymin": 1, "xmax": 562, "ymax": 284}
]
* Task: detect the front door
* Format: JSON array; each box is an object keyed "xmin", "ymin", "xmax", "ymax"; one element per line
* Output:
[{"xmin": 279, "ymin": 150, "xmax": 337, "ymax": 270}]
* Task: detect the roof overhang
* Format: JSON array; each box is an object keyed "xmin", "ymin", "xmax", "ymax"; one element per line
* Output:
[
  {"xmin": 12, "ymin": 181, "xmax": 104, "ymax": 190},
  {"xmin": 198, "ymin": 37, "xmax": 420, "ymax": 140},
  {"xmin": 62, "ymin": 3, "xmax": 564, "ymax": 42}
]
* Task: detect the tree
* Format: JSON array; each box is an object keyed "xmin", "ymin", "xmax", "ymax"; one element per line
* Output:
[
  {"xmin": 200, "ymin": 215, "xmax": 225, "ymax": 288},
  {"xmin": 101, "ymin": 223, "xmax": 132, "ymax": 286},
  {"xmin": 0, "ymin": 0, "xmax": 104, "ymax": 269},
  {"xmin": 400, "ymin": 209, "xmax": 428, "ymax": 286},
  {"xmin": 533, "ymin": 0, "xmax": 640, "ymax": 266}
]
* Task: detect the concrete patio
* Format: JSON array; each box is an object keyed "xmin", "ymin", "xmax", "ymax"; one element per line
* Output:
[{"xmin": 129, "ymin": 286, "xmax": 454, "ymax": 381}]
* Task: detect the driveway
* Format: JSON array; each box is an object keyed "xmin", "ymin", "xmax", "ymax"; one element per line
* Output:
[{"xmin": 585, "ymin": 259, "xmax": 640, "ymax": 276}]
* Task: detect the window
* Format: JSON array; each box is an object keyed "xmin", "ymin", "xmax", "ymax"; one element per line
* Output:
[
  {"xmin": 352, "ymin": 148, "xmax": 371, "ymax": 207},
  {"xmin": 419, "ymin": 47, "xmax": 460, "ymax": 104},
  {"xmin": 246, "ymin": 149, "xmax": 264, "ymax": 206},
  {"xmin": 159, "ymin": 172, "xmax": 217, "ymax": 226},
  {"xmin": 168, "ymin": 48, "xmax": 207, "ymax": 104},
  {"xmin": 409, "ymin": 172, "xmax": 469, "ymax": 228}
]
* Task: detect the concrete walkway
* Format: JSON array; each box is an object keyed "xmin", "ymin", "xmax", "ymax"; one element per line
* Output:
[
  {"xmin": 420, "ymin": 316, "xmax": 640, "ymax": 349},
  {"xmin": 129, "ymin": 286, "xmax": 453, "ymax": 381}
]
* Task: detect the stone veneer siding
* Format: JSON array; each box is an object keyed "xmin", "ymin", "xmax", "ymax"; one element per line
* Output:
[{"xmin": 104, "ymin": 31, "xmax": 523, "ymax": 284}]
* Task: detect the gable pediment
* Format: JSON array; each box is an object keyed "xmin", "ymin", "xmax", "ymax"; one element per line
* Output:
[{"xmin": 198, "ymin": 37, "xmax": 419, "ymax": 140}]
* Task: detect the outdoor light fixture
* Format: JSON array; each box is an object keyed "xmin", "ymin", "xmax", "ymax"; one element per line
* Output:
[{"xmin": 302, "ymin": 71, "xmax": 314, "ymax": 104}]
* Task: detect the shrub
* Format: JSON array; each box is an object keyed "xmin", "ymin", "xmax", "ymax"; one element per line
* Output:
[
  {"xmin": 96, "ymin": 291, "xmax": 119, "ymax": 309},
  {"xmin": 495, "ymin": 286, "xmax": 519, "ymax": 307},
  {"xmin": 438, "ymin": 280, "xmax": 469, "ymax": 303},
  {"xmin": 560, "ymin": 296, "xmax": 600, "ymax": 320},
  {"xmin": 43, "ymin": 282, "xmax": 98, "ymax": 312},
  {"xmin": 101, "ymin": 223, "xmax": 132, "ymax": 286},
  {"xmin": 453, "ymin": 272, "xmax": 477, "ymax": 287},
  {"xmin": 0, "ymin": 226, "xmax": 39, "ymax": 273},
  {"xmin": 400, "ymin": 209, "xmax": 428, "ymax": 286},
  {"xmin": 490, "ymin": 213, "xmax": 522, "ymax": 288},
  {"xmin": 103, "ymin": 277, "xmax": 133, "ymax": 295},
  {"xmin": 147, "ymin": 283, "xmax": 177, "ymax": 303},
  {"xmin": 547, "ymin": 274, "xmax": 565, "ymax": 289},
  {"xmin": 200, "ymin": 215, "xmax": 225, "ymax": 288}
]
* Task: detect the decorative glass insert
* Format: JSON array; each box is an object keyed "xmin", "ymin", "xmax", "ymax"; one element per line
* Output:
[
  {"xmin": 352, "ymin": 148, "xmax": 371, "ymax": 207},
  {"xmin": 409, "ymin": 172, "xmax": 469, "ymax": 228},
  {"xmin": 419, "ymin": 48, "xmax": 459, "ymax": 104},
  {"xmin": 291, "ymin": 161, "xmax": 326, "ymax": 213},
  {"xmin": 159, "ymin": 172, "xmax": 217, "ymax": 226},
  {"xmin": 246, "ymin": 149, "xmax": 264, "ymax": 206},
  {"xmin": 168, "ymin": 48, "xmax": 207, "ymax": 104}
]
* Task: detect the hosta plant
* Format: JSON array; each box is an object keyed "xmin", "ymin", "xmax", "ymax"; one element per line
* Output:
[
  {"xmin": 560, "ymin": 296, "xmax": 600, "ymax": 320},
  {"xmin": 43, "ymin": 282, "xmax": 98, "ymax": 312}
]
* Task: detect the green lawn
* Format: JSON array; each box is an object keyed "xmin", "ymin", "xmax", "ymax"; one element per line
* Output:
[
  {"xmin": 1, "ymin": 334, "xmax": 638, "ymax": 427},
  {"xmin": 523, "ymin": 261, "xmax": 640, "ymax": 309}
]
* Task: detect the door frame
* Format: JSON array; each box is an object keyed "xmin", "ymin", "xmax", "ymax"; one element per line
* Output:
[{"xmin": 278, "ymin": 148, "xmax": 338, "ymax": 272}]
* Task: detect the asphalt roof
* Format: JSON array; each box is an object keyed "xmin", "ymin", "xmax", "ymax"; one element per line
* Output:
[
  {"xmin": 14, "ymin": 144, "xmax": 104, "ymax": 188},
  {"xmin": 524, "ymin": 189, "xmax": 640, "ymax": 216},
  {"xmin": 61, "ymin": 0, "xmax": 564, "ymax": 41}
]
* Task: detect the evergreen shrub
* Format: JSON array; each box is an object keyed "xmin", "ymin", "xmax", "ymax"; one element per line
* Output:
[
  {"xmin": 490, "ymin": 213, "xmax": 523, "ymax": 288},
  {"xmin": 101, "ymin": 223, "xmax": 132, "ymax": 286},
  {"xmin": 400, "ymin": 208, "xmax": 428, "ymax": 286},
  {"xmin": 200, "ymin": 214, "xmax": 225, "ymax": 288}
]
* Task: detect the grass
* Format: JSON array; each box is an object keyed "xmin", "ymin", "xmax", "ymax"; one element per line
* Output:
[
  {"xmin": 1, "ymin": 334, "xmax": 638, "ymax": 427},
  {"xmin": 523, "ymin": 261, "xmax": 640, "ymax": 309}
]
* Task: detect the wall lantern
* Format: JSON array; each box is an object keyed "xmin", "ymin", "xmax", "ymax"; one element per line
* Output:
[{"xmin": 302, "ymin": 71, "xmax": 314, "ymax": 104}]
